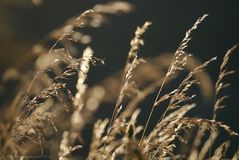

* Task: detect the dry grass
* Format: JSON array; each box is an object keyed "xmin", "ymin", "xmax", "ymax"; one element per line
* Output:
[{"xmin": 0, "ymin": 1, "xmax": 238, "ymax": 160}]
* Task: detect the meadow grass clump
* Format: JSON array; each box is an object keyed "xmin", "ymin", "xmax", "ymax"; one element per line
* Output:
[{"xmin": 0, "ymin": 1, "xmax": 238, "ymax": 160}]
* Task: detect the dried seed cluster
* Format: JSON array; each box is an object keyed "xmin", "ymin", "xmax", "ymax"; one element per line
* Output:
[{"xmin": 0, "ymin": 1, "xmax": 238, "ymax": 160}]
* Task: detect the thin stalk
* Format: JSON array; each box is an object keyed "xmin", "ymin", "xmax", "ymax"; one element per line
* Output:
[{"xmin": 139, "ymin": 77, "xmax": 167, "ymax": 146}]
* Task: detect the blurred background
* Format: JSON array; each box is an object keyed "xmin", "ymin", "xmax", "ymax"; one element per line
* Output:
[{"xmin": 0, "ymin": 0, "xmax": 239, "ymax": 156}]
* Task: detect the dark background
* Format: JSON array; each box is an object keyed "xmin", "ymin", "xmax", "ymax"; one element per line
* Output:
[
  {"xmin": 0, "ymin": 0, "xmax": 239, "ymax": 155},
  {"xmin": 1, "ymin": 0, "xmax": 239, "ymax": 71}
]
